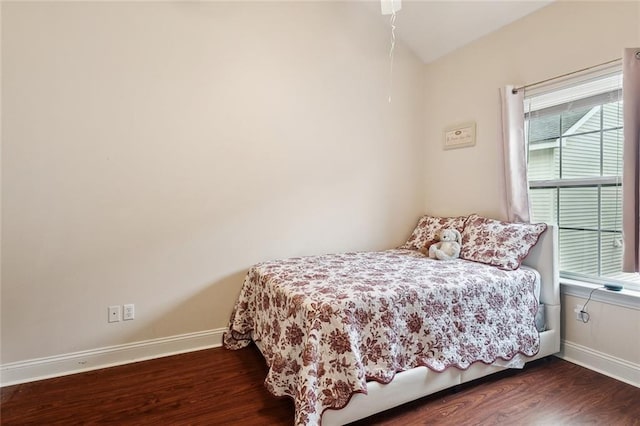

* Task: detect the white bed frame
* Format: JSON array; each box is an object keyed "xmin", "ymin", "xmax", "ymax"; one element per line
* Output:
[{"xmin": 322, "ymin": 225, "xmax": 560, "ymax": 425}]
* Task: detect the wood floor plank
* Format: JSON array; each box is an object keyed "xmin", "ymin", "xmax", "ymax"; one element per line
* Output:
[{"xmin": 2, "ymin": 345, "xmax": 639, "ymax": 425}]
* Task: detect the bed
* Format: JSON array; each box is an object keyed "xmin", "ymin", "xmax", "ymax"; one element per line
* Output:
[{"xmin": 224, "ymin": 214, "xmax": 560, "ymax": 425}]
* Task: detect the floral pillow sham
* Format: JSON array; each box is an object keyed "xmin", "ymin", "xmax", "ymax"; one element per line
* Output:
[
  {"xmin": 400, "ymin": 215, "xmax": 468, "ymax": 252},
  {"xmin": 460, "ymin": 214, "xmax": 547, "ymax": 270}
]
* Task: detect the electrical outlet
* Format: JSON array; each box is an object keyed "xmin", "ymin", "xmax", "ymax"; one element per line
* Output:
[
  {"xmin": 574, "ymin": 304, "xmax": 589, "ymax": 322},
  {"xmin": 108, "ymin": 305, "xmax": 121, "ymax": 323},
  {"xmin": 123, "ymin": 304, "xmax": 135, "ymax": 321}
]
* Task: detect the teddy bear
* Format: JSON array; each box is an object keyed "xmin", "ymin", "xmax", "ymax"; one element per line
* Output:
[{"xmin": 428, "ymin": 228, "xmax": 462, "ymax": 260}]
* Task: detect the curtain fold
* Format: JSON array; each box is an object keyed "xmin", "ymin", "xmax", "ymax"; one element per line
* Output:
[
  {"xmin": 500, "ymin": 85, "xmax": 531, "ymax": 223},
  {"xmin": 622, "ymin": 48, "xmax": 640, "ymax": 272}
]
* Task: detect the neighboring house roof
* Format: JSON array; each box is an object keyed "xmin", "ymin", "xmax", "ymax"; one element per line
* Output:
[{"xmin": 528, "ymin": 107, "xmax": 591, "ymax": 145}]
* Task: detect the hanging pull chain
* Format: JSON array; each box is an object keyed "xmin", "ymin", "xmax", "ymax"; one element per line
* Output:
[
  {"xmin": 381, "ymin": 0, "xmax": 401, "ymax": 103},
  {"xmin": 388, "ymin": 11, "xmax": 397, "ymax": 103}
]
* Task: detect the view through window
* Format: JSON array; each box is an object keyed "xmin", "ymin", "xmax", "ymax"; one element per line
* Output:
[{"xmin": 525, "ymin": 70, "xmax": 639, "ymax": 290}]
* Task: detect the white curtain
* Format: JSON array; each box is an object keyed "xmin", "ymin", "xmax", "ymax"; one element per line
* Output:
[
  {"xmin": 622, "ymin": 48, "xmax": 640, "ymax": 272},
  {"xmin": 500, "ymin": 85, "xmax": 531, "ymax": 223}
]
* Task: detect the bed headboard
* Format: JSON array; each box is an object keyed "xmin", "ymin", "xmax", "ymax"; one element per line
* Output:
[{"xmin": 521, "ymin": 224, "xmax": 559, "ymax": 306}]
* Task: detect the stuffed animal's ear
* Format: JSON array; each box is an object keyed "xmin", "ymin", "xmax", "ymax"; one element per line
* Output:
[{"xmin": 454, "ymin": 229, "xmax": 462, "ymax": 243}]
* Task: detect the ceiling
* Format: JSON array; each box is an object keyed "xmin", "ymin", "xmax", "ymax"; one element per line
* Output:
[{"xmin": 364, "ymin": 0, "xmax": 554, "ymax": 63}]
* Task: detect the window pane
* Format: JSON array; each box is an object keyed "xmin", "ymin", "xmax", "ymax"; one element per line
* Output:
[
  {"xmin": 601, "ymin": 186, "xmax": 622, "ymax": 231},
  {"xmin": 600, "ymin": 231, "xmax": 623, "ymax": 276},
  {"xmin": 561, "ymin": 133, "xmax": 600, "ymax": 178},
  {"xmin": 603, "ymin": 100, "xmax": 623, "ymax": 129},
  {"xmin": 602, "ymin": 128, "xmax": 623, "ymax": 176},
  {"xmin": 528, "ymin": 114, "xmax": 560, "ymax": 143},
  {"xmin": 528, "ymin": 148, "xmax": 559, "ymax": 180},
  {"xmin": 559, "ymin": 229, "xmax": 598, "ymax": 275},
  {"xmin": 530, "ymin": 187, "xmax": 557, "ymax": 223},
  {"xmin": 559, "ymin": 187, "xmax": 598, "ymax": 229},
  {"xmin": 562, "ymin": 106, "xmax": 598, "ymax": 135}
]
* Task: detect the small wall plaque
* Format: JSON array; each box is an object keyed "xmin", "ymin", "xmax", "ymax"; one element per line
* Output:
[{"xmin": 443, "ymin": 122, "xmax": 476, "ymax": 150}]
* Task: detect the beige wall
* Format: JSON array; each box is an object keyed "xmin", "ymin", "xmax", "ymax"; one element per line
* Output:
[
  {"xmin": 1, "ymin": 2, "xmax": 425, "ymax": 363},
  {"xmin": 423, "ymin": 0, "xmax": 640, "ymax": 367}
]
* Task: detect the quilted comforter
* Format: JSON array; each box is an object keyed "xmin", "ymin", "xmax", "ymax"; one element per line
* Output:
[{"xmin": 224, "ymin": 249, "xmax": 540, "ymax": 425}]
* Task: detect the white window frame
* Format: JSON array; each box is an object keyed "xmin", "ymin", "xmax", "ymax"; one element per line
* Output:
[{"xmin": 524, "ymin": 68, "xmax": 640, "ymax": 292}]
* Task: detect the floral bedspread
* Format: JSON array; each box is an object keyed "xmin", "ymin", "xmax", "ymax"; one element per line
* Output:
[{"xmin": 224, "ymin": 249, "xmax": 540, "ymax": 425}]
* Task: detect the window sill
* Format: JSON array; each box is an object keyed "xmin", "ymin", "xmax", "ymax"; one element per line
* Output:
[{"xmin": 561, "ymin": 278, "xmax": 640, "ymax": 310}]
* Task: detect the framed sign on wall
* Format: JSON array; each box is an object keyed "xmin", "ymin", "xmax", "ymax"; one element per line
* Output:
[{"xmin": 443, "ymin": 122, "xmax": 476, "ymax": 150}]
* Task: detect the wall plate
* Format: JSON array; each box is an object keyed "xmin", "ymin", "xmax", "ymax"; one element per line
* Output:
[{"xmin": 444, "ymin": 121, "xmax": 476, "ymax": 150}]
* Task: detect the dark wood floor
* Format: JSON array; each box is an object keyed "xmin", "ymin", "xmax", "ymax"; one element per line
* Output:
[{"xmin": 2, "ymin": 344, "xmax": 639, "ymax": 425}]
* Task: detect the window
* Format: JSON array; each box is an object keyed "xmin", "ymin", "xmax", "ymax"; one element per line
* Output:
[{"xmin": 525, "ymin": 69, "xmax": 640, "ymax": 291}]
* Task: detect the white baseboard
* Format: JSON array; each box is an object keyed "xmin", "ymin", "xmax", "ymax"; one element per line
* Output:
[
  {"xmin": 558, "ymin": 340, "xmax": 640, "ymax": 388},
  {"xmin": 0, "ymin": 328, "xmax": 226, "ymax": 387},
  {"xmin": 5, "ymin": 333, "xmax": 636, "ymax": 390}
]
